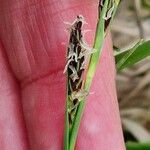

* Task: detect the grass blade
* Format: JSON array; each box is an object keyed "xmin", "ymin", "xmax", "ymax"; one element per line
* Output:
[{"xmin": 115, "ymin": 40, "xmax": 150, "ymax": 71}]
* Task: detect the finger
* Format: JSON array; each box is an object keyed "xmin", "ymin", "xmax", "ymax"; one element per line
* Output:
[
  {"xmin": 0, "ymin": 0, "xmax": 125, "ymax": 149},
  {"xmin": 0, "ymin": 43, "xmax": 29, "ymax": 149}
]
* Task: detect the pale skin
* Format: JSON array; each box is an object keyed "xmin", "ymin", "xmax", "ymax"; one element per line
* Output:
[{"xmin": 0, "ymin": 0, "xmax": 125, "ymax": 149}]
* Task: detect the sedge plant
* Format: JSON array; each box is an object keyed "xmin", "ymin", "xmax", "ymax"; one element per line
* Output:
[{"xmin": 64, "ymin": 0, "xmax": 120, "ymax": 149}]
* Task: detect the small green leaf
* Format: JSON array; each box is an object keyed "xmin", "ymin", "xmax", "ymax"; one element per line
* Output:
[
  {"xmin": 126, "ymin": 142, "xmax": 150, "ymax": 150},
  {"xmin": 115, "ymin": 40, "xmax": 150, "ymax": 71}
]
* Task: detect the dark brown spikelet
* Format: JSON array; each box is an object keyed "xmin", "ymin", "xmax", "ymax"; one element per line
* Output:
[
  {"xmin": 64, "ymin": 15, "xmax": 93, "ymax": 126},
  {"xmin": 68, "ymin": 16, "xmax": 84, "ymax": 93}
]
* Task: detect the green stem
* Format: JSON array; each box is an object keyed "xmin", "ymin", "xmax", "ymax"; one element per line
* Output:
[
  {"xmin": 69, "ymin": 100, "xmax": 85, "ymax": 150},
  {"xmin": 64, "ymin": 99, "xmax": 69, "ymax": 150},
  {"xmin": 64, "ymin": 77, "xmax": 69, "ymax": 150},
  {"xmin": 69, "ymin": 0, "xmax": 109, "ymax": 149},
  {"xmin": 64, "ymin": 0, "xmax": 121, "ymax": 149}
]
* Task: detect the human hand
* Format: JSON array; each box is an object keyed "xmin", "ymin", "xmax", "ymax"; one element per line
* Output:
[{"xmin": 0, "ymin": 0, "xmax": 125, "ymax": 149}]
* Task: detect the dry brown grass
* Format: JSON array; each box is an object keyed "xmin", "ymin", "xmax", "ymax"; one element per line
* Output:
[{"xmin": 112, "ymin": 0, "xmax": 150, "ymax": 141}]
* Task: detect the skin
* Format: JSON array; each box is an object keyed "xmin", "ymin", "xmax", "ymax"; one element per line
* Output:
[{"xmin": 0, "ymin": 0, "xmax": 125, "ymax": 150}]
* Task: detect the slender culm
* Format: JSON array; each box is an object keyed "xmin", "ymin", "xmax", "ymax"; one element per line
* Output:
[{"xmin": 64, "ymin": 1, "xmax": 120, "ymax": 149}]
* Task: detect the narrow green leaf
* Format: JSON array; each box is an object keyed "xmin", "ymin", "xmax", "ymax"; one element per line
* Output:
[
  {"xmin": 126, "ymin": 142, "xmax": 150, "ymax": 150},
  {"xmin": 115, "ymin": 40, "xmax": 150, "ymax": 71}
]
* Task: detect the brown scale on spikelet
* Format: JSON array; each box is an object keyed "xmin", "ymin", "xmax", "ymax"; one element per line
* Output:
[{"xmin": 64, "ymin": 15, "xmax": 94, "ymax": 125}]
